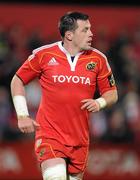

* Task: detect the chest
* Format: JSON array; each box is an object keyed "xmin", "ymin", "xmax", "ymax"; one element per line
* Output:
[
  {"xmin": 45, "ymin": 54, "xmax": 97, "ymax": 72},
  {"xmin": 41, "ymin": 55, "xmax": 98, "ymax": 86}
]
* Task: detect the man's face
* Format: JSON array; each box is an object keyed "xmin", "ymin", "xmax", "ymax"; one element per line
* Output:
[{"xmin": 72, "ymin": 19, "xmax": 93, "ymax": 50}]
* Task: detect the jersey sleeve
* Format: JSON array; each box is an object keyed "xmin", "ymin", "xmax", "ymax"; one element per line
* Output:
[
  {"xmin": 97, "ymin": 55, "xmax": 116, "ymax": 95},
  {"xmin": 16, "ymin": 52, "xmax": 42, "ymax": 85}
]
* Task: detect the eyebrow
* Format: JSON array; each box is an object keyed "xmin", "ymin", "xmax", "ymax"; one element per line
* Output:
[{"xmin": 83, "ymin": 26, "xmax": 91, "ymax": 30}]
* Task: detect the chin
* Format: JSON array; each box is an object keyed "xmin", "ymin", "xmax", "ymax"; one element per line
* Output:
[
  {"xmin": 87, "ymin": 46, "xmax": 92, "ymax": 50},
  {"xmin": 82, "ymin": 46, "xmax": 92, "ymax": 51}
]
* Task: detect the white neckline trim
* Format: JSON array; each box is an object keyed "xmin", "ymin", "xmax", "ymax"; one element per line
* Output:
[{"xmin": 58, "ymin": 41, "xmax": 83, "ymax": 71}]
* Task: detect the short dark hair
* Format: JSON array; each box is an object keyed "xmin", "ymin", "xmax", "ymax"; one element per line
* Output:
[{"xmin": 58, "ymin": 12, "xmax": 89, "ymax": 38}]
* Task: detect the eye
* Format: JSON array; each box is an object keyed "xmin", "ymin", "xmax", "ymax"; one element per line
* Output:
[{"xmin": 82, "ymin": 27, "xmax": 88, "ymax": 32}]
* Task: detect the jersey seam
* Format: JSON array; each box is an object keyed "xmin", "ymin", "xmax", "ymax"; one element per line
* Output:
[
  {"xmin": 79, "ymin": 56, "xmax": 101, "ymax": 61},
  {"xmin": 28, "ymin": 60, "xmax": 41, "ymax": 73},
  {"xmin": 97, "ymin": 71, "xmax": 112, "ymax": 79},
  {"xmin": 38, "ymin": 52, "xmax": 67, "ymax": 65}
]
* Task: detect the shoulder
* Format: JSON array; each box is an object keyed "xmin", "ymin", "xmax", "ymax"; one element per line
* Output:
[
  {"xmin": 84, "ymin": 48, "xmax": 111, "ymax": 71},
  {"xmin": 27, "ymin": 41, "xmax": 60, "ymax": 63},
  {"xmin": 32, "ymin": 41, "xmax": 59, "ymax": 55},
  {"xmin": 85, "ymin": 48, "xmax": 107, "ymax": 60}
]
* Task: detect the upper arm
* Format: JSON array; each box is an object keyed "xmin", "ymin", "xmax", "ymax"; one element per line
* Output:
[
  {"xmin": 16, "ymin": 52, "xmax": 42, "ymax": 85},
  {"xmin": 97, "ymin": 55, "xmax": 117, "ymax": 95},
  {"xmin": 11, "ymin": 75, "xmax": 26, "ymax": 97}
]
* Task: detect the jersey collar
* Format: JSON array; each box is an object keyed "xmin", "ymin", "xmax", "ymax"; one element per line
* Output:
[{"xmin": 58, "ymin": 41, "xmax": 83, "ymax": 71}]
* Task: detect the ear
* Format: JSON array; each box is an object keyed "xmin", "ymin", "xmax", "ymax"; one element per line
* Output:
[{"xmin": 65, "ymin": 31, "xmax": 73, "ymax": 41}]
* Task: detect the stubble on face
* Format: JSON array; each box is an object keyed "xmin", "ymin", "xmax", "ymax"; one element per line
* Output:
[{"xmin": 73, "ymin": 20, "xmax": 93, "ymax": 51}]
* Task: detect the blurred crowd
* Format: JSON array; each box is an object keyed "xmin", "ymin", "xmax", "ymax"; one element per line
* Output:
[{"xmin": 0, "ymin": 21, "xmax": 140, "ymax": 144}]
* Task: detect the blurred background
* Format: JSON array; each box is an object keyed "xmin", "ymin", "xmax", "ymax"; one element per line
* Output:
[{"xmin": 0, "ymin": 0, "xmax": 140, "ymax": 179}]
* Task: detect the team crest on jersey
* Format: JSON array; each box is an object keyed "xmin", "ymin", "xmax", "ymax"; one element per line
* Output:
[{"xmin": 86, "ymin": 62, "xmax": 97, "ymax": 71}]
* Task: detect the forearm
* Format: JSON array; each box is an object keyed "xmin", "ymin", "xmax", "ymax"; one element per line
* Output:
[
  {"xmin": 100, "ymin": 89, "xmax": 118, "ymax": 108},
  {"xmin": 11, "ymin": 75, "xmax": 40, "ymax": 133},
  {"xmin": 11, "ymin": 75, "xmax": 29, "ymax": 117},
  {"xmin": 81, "ymin": 89, "xmax": 118, "ymax": 112}
]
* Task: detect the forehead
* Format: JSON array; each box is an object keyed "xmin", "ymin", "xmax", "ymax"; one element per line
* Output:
[{"xmin": 76, "ymin": 19, "xmax": 91, "ymax": 29}]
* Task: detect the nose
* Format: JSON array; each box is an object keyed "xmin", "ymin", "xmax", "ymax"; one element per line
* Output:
[{"xmin": 89, "ymin": 30, "xmax": 93, "ymax": 37}]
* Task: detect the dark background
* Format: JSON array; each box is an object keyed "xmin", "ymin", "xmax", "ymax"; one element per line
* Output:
[{"xmin": 0, "ymin": 0, "xmax": 140, "ymax": 6}]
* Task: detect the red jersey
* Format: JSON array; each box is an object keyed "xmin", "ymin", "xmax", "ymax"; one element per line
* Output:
[{"xmin": 16, "ymin": 41, "xmax": 116, "ymax": 146}]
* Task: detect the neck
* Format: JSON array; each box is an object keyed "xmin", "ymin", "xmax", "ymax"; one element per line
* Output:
[{"xmin": 63, "ymin": 41, "xmax": 81, "ymax": 56}]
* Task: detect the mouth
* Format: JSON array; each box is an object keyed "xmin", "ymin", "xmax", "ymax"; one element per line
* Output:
[{"xmin": 87, "ymin": 40, "xmax": 92, "ymax": 46}]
